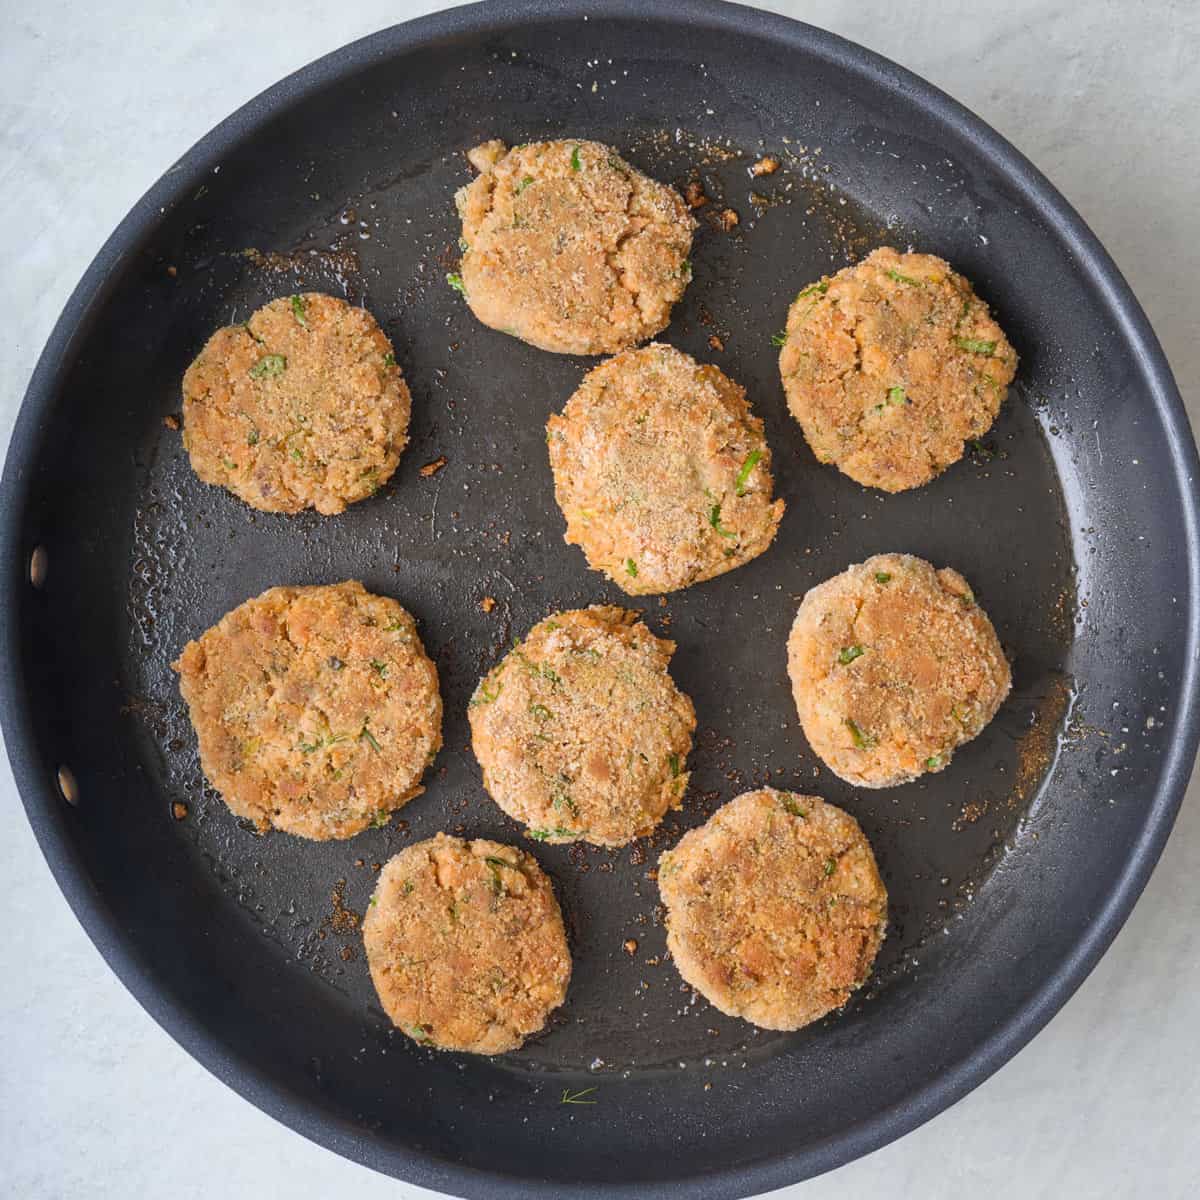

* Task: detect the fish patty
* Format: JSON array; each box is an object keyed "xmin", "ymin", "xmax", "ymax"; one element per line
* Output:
[
  {"xmin": 659, "ymin": 789, "xmax": 887, "ymax": 1030},
  {"xmin": 469, "ymin": 607, "xmax": 696, "ymax": 846},
  {"xmin": 454, "ymin": 139, "xmax": 695, "ymax": 355},
  {"xmin": 547, "ymin": 343, "xmax": 785, "ymax": 594},
  {"xmin": 787, "ymin": 553, "xmax": 1011, "ymax": 787},
  {"xmin": 363, "ymin": 834, "xmax": 571, "ymax": 1054},
  {"xmin": 778, "ymin": 247, "xmax": 1017, "ymax": 492},
  {"xmin": 182, "ymin": 293, "xmax": 410, "ymax": 514},
  {"xmin": 173, "ymin": 581, "xmax": 441, "ymax": 840}
]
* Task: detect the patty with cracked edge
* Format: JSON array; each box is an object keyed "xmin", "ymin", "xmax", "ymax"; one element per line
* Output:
[
  {"xmin": 779, "ymin": 246, "xmax": 1017, "ymax": 492},
  {"xmin": 363, "ymin": 833, "xmax": 571, "ymax": 1054},
  {"xmin": 454, "ymin": 139, "xmax": 695, "ymax": 355},
  {"xmin": 659, "ymin": 788, "xmax": 888, "ymax": 1030},
  {"xmin": 173, "ymin": 581, "xmax": 441, "ymax": 840}
]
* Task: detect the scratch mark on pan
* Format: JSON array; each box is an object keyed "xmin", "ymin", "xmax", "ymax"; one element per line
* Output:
[{"xmin": 429, "ymin": 483, "xmax": 441, "ymax": 539}]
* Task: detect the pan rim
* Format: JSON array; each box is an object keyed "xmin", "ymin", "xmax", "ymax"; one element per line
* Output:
[{"xmin": 2, "ymin": 1, "xmax": 1198, "ymax": 1195}]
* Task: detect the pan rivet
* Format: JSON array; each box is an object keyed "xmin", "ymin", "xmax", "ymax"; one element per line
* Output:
[
  {"xmin": 29, "ymin": 545, "xmax": 48, "ymax": 588},
  {"xmin": 57, "ymin": 765, "xmax": 79, "ymax": 807}
]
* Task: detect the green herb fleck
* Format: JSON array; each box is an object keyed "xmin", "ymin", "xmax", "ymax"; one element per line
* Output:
[
  {"xmin": 838, "ymin": 645, "xmax": 865, "ymax": 665},
  {"xmin": 359, "ymin": 724, "xmax": 382, "ymax": 753},
  {"xmin": 528, "ymin": 826, "xmax": 577, "ymax": 841},
  {"xmin": 551, "ymin": 786, "xmax": 578, "ymax": 817},
  {"xmin": 383, "ymin": 351, "xmax": 396, "ymax": 367},
  {"xmin": 246, "ymin": 429, "xmax": 259, "ymax": 446},
  {"xmin": 735, "ymin": 449, "xmax": 763, "ymax": 496},
  {"xmin": 570, "ymin": 145, "xmax": 582, "ymax": 172},
  {"xmin": 561, "ymin": 1087, "xmax": 597, "ymax": 1105},
  {"xmin": 625, "ymin": 558, "xmax": 638, "ymax": 578},
  {"xmin": 874, "ymin": 571, "xmax": 892, "ymax": 584},
  {"xmin": 708, "ymin": 503, "xmax": 737, "ymax": 539},
  {"xmin": 845, "ymin": 718, "xmax": 874, "ymax": 750},
  {"xmin": 925, "ymin": 755, "xmax": 942, "ymax": 770},
  {"xmin": 887, "ymin": 386, "xmax": 907, "ymax": 406},
  {"xmin": 515, "ymin": 175, "xmax": 534, "ymax": 194},
  {"xmin": 370, "ymin": 811, "xmax": 390, "ymax": 828},
  {"xmin": 470, "ymin": 678, "xmax": 502, "ymax": 706},
  {"xmin": 887, "ymin": 268, "xmax": 923, "ymax": 285},
  {"xmin": 248, "ymin": 354, "xmax": 286, "ymax": 379},
  {"xmin": 956, "ymin": 337, "xmax": 996, "ymax": 355},
  {"xmin": 369, "ymin": 895, "xmax": 378, "ymax": 907},
  {"xmin": 370, "ymin": 659, "xmax": 388, "ymax": 677},
  {"xmin": 771, "ymin": 329, "xmax": 788, "ymax": 347},
  {"xmin": 222, "ymin": 457, "xmax": 236, "ymax": 470},
  {"xmin": 781, "ymin": 795, "xmax": 807, "ymax": 818},
  {"xmin": 402, "ymin": 880, "xmax": 414, "ymax": 895},
  {"xmin": 289, "ymin": 447, "xmax": 302, "ymax": 463},
  {"xmin": 407, "ymin": 1024, "xmax": 431, "ymax": 1043},
  {"xmin": 797, "ymin": 281, "xmax": 829, "ymax": 301},
  {"xmin": 446, "ymin": 272, "xmax": 467, "ymax": 297},
  {"xmin": 290, "ymin": 294, "xmax": 308, "ymax": 327},
  {"xmin": 530, "ymin": 703, "xmax": 553, "ymax": 721},
  {"xmin": 680, "ymin": 259, "xmax": 692, "ymax": 278},
  {"xmin": 484, "ymin": 856, "xmax": 517, "ymax": 894},
  {"xmin": 824, "ymin": 858, "xmax": 837, "ymax": 876},
  {"xmin": 668, "ymin": 753, "xmax": 681, "ymax": 778}
]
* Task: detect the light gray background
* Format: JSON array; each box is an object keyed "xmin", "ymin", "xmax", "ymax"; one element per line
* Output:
[{"xmin": 2, "ymin": 2, "xmax": 1197, "ymax": 1197}]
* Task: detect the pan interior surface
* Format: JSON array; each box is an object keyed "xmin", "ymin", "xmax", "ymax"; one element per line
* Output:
[{"xmin": 4, "ymin": 4, "xmax": 1196, "ymax": 1197}]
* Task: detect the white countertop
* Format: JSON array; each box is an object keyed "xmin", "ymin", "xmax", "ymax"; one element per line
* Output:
[{"xmin": 2, "ymin": 2, "xmax": 1197, "ymax": 1196}]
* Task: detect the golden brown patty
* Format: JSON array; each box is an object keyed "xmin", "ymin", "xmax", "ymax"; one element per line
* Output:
[
  {"xmin": 787, "ymin": 553, "xmax": 1011, "ymax": 787},
  {"xmin": 173, "ymin": 581, "xmax": 441, "ymax": 840},
  {"xmin": 454, "ymin": 139, "xmax": 695, "ymax": 355},
  {"xmin": 468, "ymin": 607, "xmax": 695, "ymax": 846},
  {"xmin": 547, "ymin": 343, "xmax": 785, "ymax": 594},
  {"xmin": 778, "ymin": 247, "xmax": 1017, "ymax": 492},
  {"xmin": 363, "ymin": 834, "xmax": 571, "ymax": 1054},
  {"xmin": 181, "ymin": 293, "xmax": 410, "ymax": 514},
  {"xmin": 659, "ymin": 789, "xmax": 887, "ymax": 1030}
]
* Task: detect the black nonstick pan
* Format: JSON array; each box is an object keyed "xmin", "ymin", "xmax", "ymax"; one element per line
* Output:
[{"xmin": 4, "ymin": 2, "xmax": 1198, "ymax": 1196}]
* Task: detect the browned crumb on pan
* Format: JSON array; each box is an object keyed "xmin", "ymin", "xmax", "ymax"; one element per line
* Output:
[
  {"xmin": 750, "ymin": 155, "xmax": 780, "ymax": 176},
  {"xmin": 163, "ymin": 413, "xmax": 181, "ymax": 431},
  {"xmin": 1012, "ymin": 674, "xmax": 1074, "ymax": 805},
  {"xmin": 171, "ymin": 801, "xmax": 188, "ymax": 820},
  {"xmin": 708, "ymin": 334, "xmax": 725, "ymax": 352},
  {"xmin": 420, "ymin": 456, "xmax": 447, "ymax": 477},
  {"xmin": 684, "ymin": 180, "xmax": 709, "ymax": 208},
  {"xmin": 479, "ymin": 596, "xmax": 496, "ymax": 613},
  {"xmin": 716, "ymin": 208, "xmax": 739, "ymax": 231},
  {"xmin": 329, "ymin": 878, "xmax": 362, "ymax": 934},
  {"xmin": 241, "ymin": 245, "xmax": 361, "ymax": 276}
]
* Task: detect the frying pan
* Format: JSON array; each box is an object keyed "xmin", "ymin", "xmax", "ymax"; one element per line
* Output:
[{"xmin": 3, "ymin": 2, "xmax": 1197, "ymax": 1196}]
